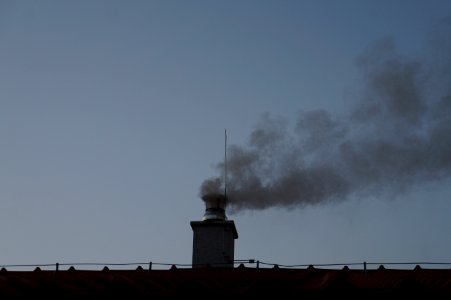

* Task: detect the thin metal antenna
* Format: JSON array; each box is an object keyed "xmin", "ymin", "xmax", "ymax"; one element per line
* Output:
[{"xmin": 224, "ymin": 129, "xmax": 227, "ymax": 200}]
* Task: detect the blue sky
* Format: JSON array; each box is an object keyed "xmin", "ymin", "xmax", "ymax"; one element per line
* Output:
[{"xmin": 0, "ymin": 1, "xmax": 450, "ymax": 268}]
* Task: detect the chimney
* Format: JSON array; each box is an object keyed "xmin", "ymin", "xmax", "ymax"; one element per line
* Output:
[{"xmin": 190, "ymin": 194, "xmax": 238, "ymax": 268}]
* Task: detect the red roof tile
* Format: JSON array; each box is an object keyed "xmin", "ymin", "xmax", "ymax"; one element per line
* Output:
[{"xmin": 0, "ymin": 267, "xmax": 449, "ymax": 297}]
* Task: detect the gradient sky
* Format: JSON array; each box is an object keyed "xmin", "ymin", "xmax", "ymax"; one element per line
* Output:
[{"xmin": 1, "ymin": 0, "xmax": 451, "ymax": 268}]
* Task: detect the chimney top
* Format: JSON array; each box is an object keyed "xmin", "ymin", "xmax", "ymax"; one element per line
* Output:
[{"xmin": 201, "ymin": 193, "xmax": 227, "ymax": 221}]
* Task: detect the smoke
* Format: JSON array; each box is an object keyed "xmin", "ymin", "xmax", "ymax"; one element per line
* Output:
[{"xmin": 200, "ymin": 27, "xmax": 451, "ymax": 212}]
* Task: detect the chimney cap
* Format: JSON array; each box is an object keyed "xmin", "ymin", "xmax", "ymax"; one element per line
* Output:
[{"xmin": 201, "ymin": 193, "xmax": 227, "ymax": 221}]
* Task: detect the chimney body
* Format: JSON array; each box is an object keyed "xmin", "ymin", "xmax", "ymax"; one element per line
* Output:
[{"xmin": 191, "ymin": 194, "xmax": 238, "ymax": 268}]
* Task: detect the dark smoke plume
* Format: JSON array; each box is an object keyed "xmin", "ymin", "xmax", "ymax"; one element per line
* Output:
[{"xmin": 201, "ymin": 29, "xmax": 451, "ymax": 212}]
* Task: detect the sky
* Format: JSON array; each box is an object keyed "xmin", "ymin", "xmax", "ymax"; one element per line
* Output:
[{"xmin": 1, "ymin": 0, "xmax": 451, "ymax": 269}]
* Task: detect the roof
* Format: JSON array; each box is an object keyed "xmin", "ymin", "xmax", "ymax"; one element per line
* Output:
[{"xmin": 0, "ymin": 266, "xmax": 450, "ymax": 297}]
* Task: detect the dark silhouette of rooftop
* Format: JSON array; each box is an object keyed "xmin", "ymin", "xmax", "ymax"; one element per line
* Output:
[{"xmin": 0, "ymin": 265, "xmax": 450, "ymax": 297}]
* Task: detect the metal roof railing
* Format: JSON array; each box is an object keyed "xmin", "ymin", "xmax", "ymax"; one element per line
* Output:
[{"xmin": 1, "ymin": 260, "xmax": 450, "ymax": 272}]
